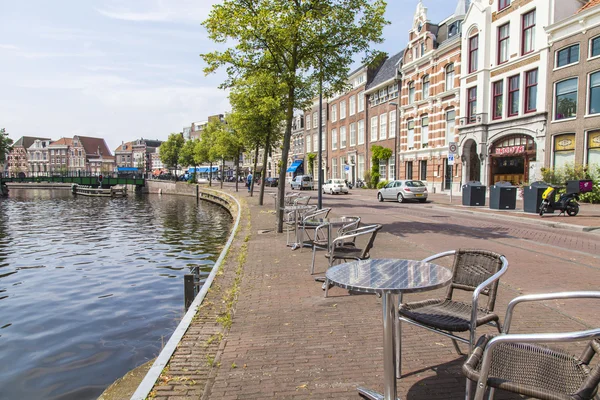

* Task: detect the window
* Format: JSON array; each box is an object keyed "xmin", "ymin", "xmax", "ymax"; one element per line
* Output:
[
  {"xmin": 371, "ymin": 116, "xmax": 378, "ymax": 141},
  {"xmin": 446, "ymin": 109, "xmax": 456, "ymax": 145},
  {"xmin": 420, "ymin": 159, "xmax": 427, "ymax": 181},
  {"xmin": 389, "ymin": 111, "xmax": 396, "ymax": 138},
  {"xmin": 321, "ymin": 109, "xmax": 326, "ymax": 126},
  {"xmin": 389, "ymin": 156, "xmax": 395, "ymax": 181},
  {"xmin": 407, "ymin": 119, "xmax": 415, "ymax": 148},
  {"xmin": 422, "ymin": 75, "xmax": 430, "ymax": 99},
  {"xmin": 553, "ymin": 133, "xmax": 575, "ymax": 168},
  {"xmin": 421, "ymin": 115, "xmax": 429, "ymax": 145},
  {"xmin": 522, "ymin": 10, "xmax": 535, "ymax": 55},
  {"xmin": 508, "ymin": 75, "xmax": 520, "ymax": 117},
  {"xmin": 331, "ymin": 104, "xmax": 337, "ymax": 122},
  {"xmin": 525, "ymin": 69, "xmax": 538, "ymax": 113},
  {"xmin": 469, "ymin": 35, "xmax": 479, "ymax": 73},
  {"xmin": 340, "ymin": 156, "xmax": 346, "ymax": 178},
  {"xmin": 379, "ymin": 113, "xmax": 387, "ymax": 140},
  {"xmin": 358, "ymin": 154, "xmax": 365, "ymax": 181},
  {"xmin": 555, "ymin": 78, "xmax": 578, "ymax": 120},
  {"xmin": 340, "ymin": 100, "xmax": 346, "ymax": 119},
  {"xmin": 445, "ymin": 64, "xmax": 455, "ymax": 91},
  {"xmin": 556, "ymin": 44, "xmax": 580, "ymax": 68},
  {"xmin": 499, "ymin": 0, "xmax": 510, "ymax": 10},
  {"xmin": 408, "ymin": 81, "xmax": 415, "ymax": 103},
  {"xmin": 313, "ymin": 112, "xmax": 318, "ymax": 128},
  {"xmin": 350, "ymin": 123, "xmax": 356, "ymax": 146},
  {"xmin": 358, "ymin": 91, "xmax": 365, "ymax": 112},
  {"xmin": 468, "ymin": 87, "xmax": 477, "ymax": 123},
  {"xmin": 332, "ymin": 158, "xmax": 338, "ymax": 179},
  {"xmin": 379, "ymin": 160, "xmax": 387, "ymax": 180},
  {"xmin": 498, "ymin": 24, "xmax": 510, "ymax": 64},
  {"xmin": 591, "ymin": 37, "xmax": 600, "ymax": 58},
  {"xmin": 349, "ymin": 95, "xmax": 356, "ymax": 116},
  {"xmin": 587, "ymin": 131, "xmax": 600, "ymax": 166},
  {"xmin": 420, "ymin": 42, "xmax": 425, "ymax": 57},
  {"xmin": 313, "ymin": 134, "xmax": 317, "ymax": 152},
  {"xmin": 492, "ymin": 81, "xmax": 504, "ymax": 120},
  {"xmin": 306, "ymin": 115, "xmax": 311, "ymax": 130},
  {"xmin": 358, "ymin": 120, "xmax": 365, "ymax": 145},
  {"xmin": 340, "ymin": 126, "xmax": 347, "ymax": 148},
  {"xmin": 406, "ymin": 161, "xmax": 413, "ymax": 180},
  {"xmin": 589, "ymin": 72, "xmax": 600, "ymax": 115},
  {"xmin": 306, "ymin": 135, "xmax": 311, "ymax": 153}
]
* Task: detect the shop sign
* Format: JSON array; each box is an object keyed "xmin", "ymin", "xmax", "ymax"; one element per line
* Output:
[
  {"xmin": 589, "ymin": 131, "xmax": 600, "ymax": 149},
  {"xmin": 495, "ymin": 145, "xmax": 525, "ymax": 155}
]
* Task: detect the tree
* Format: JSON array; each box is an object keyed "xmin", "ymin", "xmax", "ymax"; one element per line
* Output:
[
  {"xmin": 202, "ymin": 0, "xmax": 388, "ymax": 232},
  {"xmin": 370, "ymin": 145, "xmax": 392, "ymax": 188},
  {"xmin": 307, "ymin": 153, "xmax": 316, "ymax": 176},
  {"xmin": 179, "ymin": 139, "xmax": 199, "ymax": 181},
  {"xmin": 1, "ymin": 128, "xmax": 13, "ymax": 165},
  {"xmin": 159, "ymin": 133, "xmax": 185, "ymax": 180}
]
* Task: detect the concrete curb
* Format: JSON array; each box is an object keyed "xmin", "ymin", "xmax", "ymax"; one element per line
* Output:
[
  {"xmin": 130, "ymin": 188, "xmax": 242, "ymax": 400},
  {"xmin": 428, "ymin": 203, "xmax": 600, "ymax": 233}
]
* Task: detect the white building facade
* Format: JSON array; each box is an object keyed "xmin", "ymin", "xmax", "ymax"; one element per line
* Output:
[{"xmin": 457, "ymin": 0, "xmax": 586, "ymax": 187}]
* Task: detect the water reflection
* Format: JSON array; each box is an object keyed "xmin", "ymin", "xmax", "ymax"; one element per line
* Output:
[{"xmin": 0, "ymin": 189, "xmax": 231, "ymax": 400}]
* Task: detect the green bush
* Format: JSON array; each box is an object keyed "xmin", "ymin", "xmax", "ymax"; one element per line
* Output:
[
  {"xmin": 370, "ymin": 172, "xmax": 380, "ymax": 189},
  {"xmin": 363, "ymin": 171, "xmax": 371, "ymax": 189},
  {"xmin": 376, "ymin": 180, "xmax": 389, "ymax": 189},
  {"xmin": 541, "ymin": 163, "xmax": 600, "ymax": 204}
]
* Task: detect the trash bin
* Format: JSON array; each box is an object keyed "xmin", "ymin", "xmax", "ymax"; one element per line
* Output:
[
  {"xmin": 489, "ymin": 181, "xmax": 517, "ymax": 210},
  {"xmin": 462, "ymin": 181, "xmax": 486, "ymax": 206},
  {"xmin": 523, "ymin": 181, "xmax": 551, "ymax": 214}
]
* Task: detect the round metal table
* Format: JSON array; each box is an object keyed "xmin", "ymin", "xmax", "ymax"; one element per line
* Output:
[{"xmin": 326, "ymin": 259, "xmax": 453, "ymax": 400}]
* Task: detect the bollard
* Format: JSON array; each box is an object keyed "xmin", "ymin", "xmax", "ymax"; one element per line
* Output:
[{"xmin": 184, "ymin": 275, "xmax": 195, "ymax": 311}]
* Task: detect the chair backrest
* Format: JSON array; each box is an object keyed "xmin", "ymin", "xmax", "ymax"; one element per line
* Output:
[
  {"xmin": 284, "ymin": 192, "xmax": 299, "ymax": 206},
  {"xmin": 340, "ymin": 224, "xmax": 382, "ymax": 259},
  {"xmin": 446, "ymin": 249, "xmax": 504, "ymax": 311},
  {"xmin": 294, "ymin": 196, "xmax": 311, "ymax": 206},
  {"xmin": 336, "ymin": 216, "xmax": 361, "ymax": 236},
  {"xmin": 304, "ymin": 208, "xmax": 331, "ymax": 222}
]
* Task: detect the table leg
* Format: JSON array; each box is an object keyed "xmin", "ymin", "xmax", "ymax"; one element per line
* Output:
[
  {"xmin": 358, "ymin": 291, "xmax": 399, "ymax": 400},
  {"xmin": 395, "ymin": 293, "xmax": 402, "ymax": 379}
]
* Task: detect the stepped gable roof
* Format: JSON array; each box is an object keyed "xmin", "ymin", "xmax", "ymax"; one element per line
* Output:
[
  {"xmin": 579, "ymin": 0, "xmax": 600, "ymax": 13},
  {"xmin": 76, "ymin": 135, "xmax": 113, "ymax": 157},
  {"xmin": 48, "ymin": 137, "xmax": 73, "ymax": 147},
  {"xmin": 365, "ymin": 51, "xmax": 404, "ymax": 90},
  {"xmin": 13, "ymin": 136, "xmax": 51, "ymax": 149}
]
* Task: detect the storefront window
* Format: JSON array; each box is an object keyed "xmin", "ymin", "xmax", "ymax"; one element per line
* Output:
[
  {"xmin": 491, "ymin": 135, "xmax": 535, "ymax": 185},
  {"xmin": 587, "ymin": 131, "xmax": 600, "ymax": 167},
  {"xmin": 554, "ymin": 134, "xmax": 576, "ymax": 169}
]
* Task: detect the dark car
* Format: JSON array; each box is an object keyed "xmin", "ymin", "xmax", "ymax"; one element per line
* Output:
[{"xmin": 265, "ymin": 177, "xmax": 279, "ymax": 187}]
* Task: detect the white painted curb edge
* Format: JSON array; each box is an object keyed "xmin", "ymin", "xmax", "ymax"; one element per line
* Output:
[{"xmin": 131, "ymin": 189, "xmax": 242, "ymax": 400}]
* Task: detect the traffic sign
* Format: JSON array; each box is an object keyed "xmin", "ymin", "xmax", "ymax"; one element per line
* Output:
[
  {"xmin": 448, "ymin": 154, "xmax": 455, "ymax": 165},
  {"xmin": 449, "ymin": 142, "xmax": 458, "ymax": 154},
  {"xmin": 98, "ymin": 174, "xmax": 103, "ymax": 183},
  {"xmin": 344, "ymin": 165, "xmax": 350, "ymax": 172}
]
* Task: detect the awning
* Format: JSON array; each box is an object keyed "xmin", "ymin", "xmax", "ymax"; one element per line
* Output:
[
  {"xmin": 286, "ymin": 160, "xmax": 303, "ymax": 173},
  {"xmin": 117, "ymin": 167, "xmax": 139, "ymax": 172},
  {"xmin": 188, "ymin": 167, "xmax": 219, "ymax": 173}
]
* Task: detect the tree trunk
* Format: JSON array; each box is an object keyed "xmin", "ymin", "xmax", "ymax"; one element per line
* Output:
[
  {"xmin": 251, "ymin": 143, "xmax": 259, "ymax": 197},
  {"xmin": 276, "ymin": 83, "xmax": 296, "ymax": 233},
  {"xmin": 221, "ymin": 158, "xmax": 224, "ymax": 189},
  {"xmin": 235, "ymin": 149, "xmax": 240, "ymax": 192},
  {"xmin": 258, "ymin": 130, "xmax": 271, "ymax": 206},
  {"xmin": 209, "ymin": 162, "xmax": 212, "ymax": 187}
]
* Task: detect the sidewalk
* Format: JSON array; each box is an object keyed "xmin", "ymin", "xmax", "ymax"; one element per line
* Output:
[{"xmin": 197, "ymin": 190, "xmax": 598, "ymax": 400}]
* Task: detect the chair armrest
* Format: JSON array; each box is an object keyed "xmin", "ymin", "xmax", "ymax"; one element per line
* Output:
[
  {"xmin": 421, "ymin": 250, "xmax": 456, "ymax": 263},
  {"xmin": 330, "ymin": 225, "xmax": 377, "ymax": 248},
  {"xmin": 314, "ymin": 223, "xmax": 329, "ymax": 243},
  {"xmin": 503, "ymin": 291, "xmax": 600, "ymax": 333},
  {"xmin": 475, "ymin": 327, "xmax": 600, "ymax": 398},
  {"xmin": 470, "ymin": 255, "xmax": 509, "ymax": 330}
]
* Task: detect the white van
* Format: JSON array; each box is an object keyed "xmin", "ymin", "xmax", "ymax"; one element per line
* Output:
[{"xmin": 290, "ymin": 175, "xmax": 314, "ymax": 190}]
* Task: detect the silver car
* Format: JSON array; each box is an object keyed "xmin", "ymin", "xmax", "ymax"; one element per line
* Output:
[{"xmin": 377, "ymin": 180, "xmax": 428, "ymax": 203}]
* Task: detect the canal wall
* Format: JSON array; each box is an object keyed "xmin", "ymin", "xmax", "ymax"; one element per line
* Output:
[
  {"xmin": 145, "ymin": 180, "xmax": 238, "ymax": 215},
  {"xmin": 5, "ymin": 182, "xmax": 73, "ymax": 190}
]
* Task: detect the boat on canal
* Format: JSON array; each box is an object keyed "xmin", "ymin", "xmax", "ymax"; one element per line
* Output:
[{"xmin": 71, "ymin": 184, "xmax": 127, "ymax": 197}]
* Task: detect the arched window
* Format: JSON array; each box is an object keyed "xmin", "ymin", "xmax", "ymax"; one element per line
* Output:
[
  {"xmin": 445, "ymin": 64, "xmax": 455, "ymax": 91},
  {"xmin": 422, "ymin": 75, "xmax": 430, "ymax": 99}
]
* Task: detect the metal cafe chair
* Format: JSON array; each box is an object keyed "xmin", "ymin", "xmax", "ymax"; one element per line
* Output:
[
  {"xmin": 324, "ymin": 224, "xmax": 382, "ymax": 297},
  {"xmin": 463, "ymin": 291, "xmax": 600, "ymax": 400},
  {"xmin": 397, "ymin": 249, "xmax": 508, "ymax": 398},
  {"xmin": 310, "ymin": 216, "xmax": 361, "ymax": 275},
  {"xmin": 299, "ymin": 208, "xmax": 332, "ymax": 250}
]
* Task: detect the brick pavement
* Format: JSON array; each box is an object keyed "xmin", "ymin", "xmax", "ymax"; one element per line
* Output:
[{"xmin": 196, "ymin": 189, "xmax": 598, "ymax": 400}]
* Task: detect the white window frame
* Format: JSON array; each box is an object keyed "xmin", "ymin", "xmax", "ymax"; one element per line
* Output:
[
  {"xmin": 371, "ymin": 116, "xmax": 378, "ymax": 141},
  {"xmin": 358, "ymin": 91, "xmax": 365, "ymax": 112},
  {"xmin": 407, "ymin": 119, "xmax": 415, "ymax": 148},
  {"xmin": 331, "ymin": 128, "xmax": 337, "ymax": 150},
  {"xmin": 349, "ymin": 95, "xmax": 356, "ymax": 116},
  {"xmin": 340, "ymin": 100, "xmax": 347, "ymax": 119},
  {"xmin": 340, "ymin": 126, "xmax": 347, "ymax": 148},
  {"xmin": 379, "ymin": 113, "xmax": 387, "ymax": 140},
  {"xmin": 350, "ymin": 122, "xmax": 357, "ymax": 147},
  {"xmin": 389, "ymin": 111, "xmax": 396, "ymax": 138},
  {"xmin": 358, "ymin": 119, "xmax": 365, "ymax": 145},
  {"xmin": 312, "ymin": 112, "xmax": 318, "ymax": 129},
  {"xmin": 331, "ymin": 104, "xmax": 337, "ymax": 122}
]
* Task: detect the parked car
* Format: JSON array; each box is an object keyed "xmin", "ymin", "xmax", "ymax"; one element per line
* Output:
[
  {"xmin": 265, "ymin": 177, "xmax": 279, "ymax": 187},
  {"xmin": 290, "ymin": 175, "xmax": 314, "ymax": 190},
  {"xmin": 322, "ymin": 179, "xmax": 349, "ymax": 194},
  {"xmin": 377, "ymin": 180, "xmax": 428, "ymax": 203}
]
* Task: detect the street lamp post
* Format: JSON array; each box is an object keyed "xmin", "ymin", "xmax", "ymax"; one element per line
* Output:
[{"xmin": 389, "ymin": 102, "xmax": 399, "ymax": 180}]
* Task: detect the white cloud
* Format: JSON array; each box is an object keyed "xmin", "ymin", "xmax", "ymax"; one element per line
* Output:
[
  {"xmin": 0, "ymin": 44, "xmax": 19, "ymax": 50},
  {"xmin": 95, "ymin": 0, "xmax": 217, "ymax": 23}
]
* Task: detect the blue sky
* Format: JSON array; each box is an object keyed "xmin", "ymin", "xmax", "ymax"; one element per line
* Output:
[{"xmin": 0, "ymin": 0, "xmax": 458, "ymax": 151}]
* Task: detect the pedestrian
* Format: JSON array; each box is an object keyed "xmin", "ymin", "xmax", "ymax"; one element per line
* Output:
[{"xmin": 247, "ymin": 172, "xmax": 253, "ymax": 193}]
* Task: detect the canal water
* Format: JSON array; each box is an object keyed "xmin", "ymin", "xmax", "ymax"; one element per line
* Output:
[{"xmin": 0, "ymin": 189, "xmax": 232, "ymax": 400}]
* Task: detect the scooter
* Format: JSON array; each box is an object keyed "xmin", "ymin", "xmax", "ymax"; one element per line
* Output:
[{"xmin": 539, "ymin": 186, "xmax": 579, "ymax": 217}]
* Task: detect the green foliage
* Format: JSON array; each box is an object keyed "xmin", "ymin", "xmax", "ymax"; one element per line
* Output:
[
  {"xmin": 376, "ymin": 180, "xmax": 389, "ymax": 189},
  {"xmin": 159, "ymin": 133, "xmax": 185, "ymax": 177},
  {"xmin": 363, "ymin": 171, "xmax": 372, "ymax": 189},
  {"xmin": 370, "ymin": 145, "xmax": 393, "ymax": 188},
  {"xmin": 306, "ymin": 153, "xmax": 316, "ymax": 176},
  {"xmin": 0, "ymin": 128, "xmax": 13, "ymax": 164},
  {"xmin": 179, "ymin": 139, "xmax": 199, "ymax": 169},
  {"xmin": 541, "ymin": 163, "xmax": 600, "ymax": 204}
]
